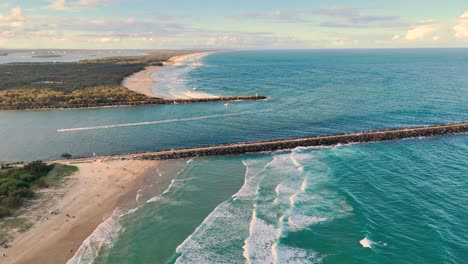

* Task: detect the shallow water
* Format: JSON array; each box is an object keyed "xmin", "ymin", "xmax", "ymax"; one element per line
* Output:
[{"xmin": 101, "ymin": 135, "xmax": 467, "ymax": 264}]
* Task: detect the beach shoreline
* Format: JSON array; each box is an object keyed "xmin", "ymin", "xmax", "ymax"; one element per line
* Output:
[
  {"xmin": 122, "ymin": 52, "xmax": 214, "ymax": 99},
  {"xmin": 1, "ymin": 158, "xmax": 179, "ymax": 264}
]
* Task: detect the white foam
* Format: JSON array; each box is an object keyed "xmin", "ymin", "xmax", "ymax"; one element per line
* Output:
[
  {"xmin": 300, "ymin": 178, "xmax": 308, "ymax": 192},
  {"xmin": 66, "ymin": 209, "xmax": 123, "ymax": 264},
  {"xmin": 151, "ymin": 53, "xmax": 216, "ymax": 99},
  {"xmin": 243, "ymin": 213, "xmax": 279, "ymax": 264},
  {"xmin": 176, "ymin": 158, "xmax": 274, "ymax": 263},
  {"xmin": 57, "ymin": 110, "xmax": 269, "ymax": 132},
  {"xmin": 243, "ymin": 204, "xmax": 257, "ymax": 264},
  {"xmin": 275, "ymin": 245, "xmax": 325, "ymax": 264},
  {"xmin": 175, "ymin": 197, "xmax": 253, "ymax": 263},
  {"xmin": 289, "ymin": 151, "xmax": 304, "ymax": 172},
  {"xmin": 145, "ymin": 195, "xmax": 163, "ymax": 204},
  {"xmin": 243, "ymin": 153, "xmax": 310, "ymax": 264},
  {"xmin": 146, "ymin": 163, "xmax": 192, "ymax": 204},
  {"xmin": 288, "ymin": 213, "xmax": 328, "ymax": 228},
  {"xmin": 135, "ymin": 188, "xmax": 143, "ymax": 202},
  {"xmin": 162, "ymin": 179, "xmax": 178, "ymax": 195},
  {"xmin": 176, "ymin": 150, "xmax": 353, "ymax": 263},
  {"xmin": 233, "ymin": 157, "xmax": 275, "ymax": 200}
]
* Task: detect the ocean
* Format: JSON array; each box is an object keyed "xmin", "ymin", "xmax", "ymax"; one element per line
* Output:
[{"xmin": 1, "ymin": 50, "xmax": 467, "ymax": 263}]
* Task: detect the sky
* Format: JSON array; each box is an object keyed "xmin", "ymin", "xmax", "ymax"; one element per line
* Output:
[{"xmin": 0, "ymin": 0, "xmax": 467, "ymax": 49}]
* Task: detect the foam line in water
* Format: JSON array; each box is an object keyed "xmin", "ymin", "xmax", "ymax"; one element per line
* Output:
[
  {"xmin": 67, "ymin": 209, "xmax": 123, "ymax": 264},
  {"xmin": 289, "ymin": 151, "xmax": 304, "ymax": 172},
  {"xmin": 57, "ymin": 110, "xmax": 269, "ymax": 132},
  {"xmin": 146, "ymin": 162, "xmax": 193, "ymax": 204},
  {"xmin": 175, "ymin": 158, "xmax": 274, "ymax": 263},
  {"xmin": 233, "ymin": 157, "xmax": 275, "ymax": 200}
]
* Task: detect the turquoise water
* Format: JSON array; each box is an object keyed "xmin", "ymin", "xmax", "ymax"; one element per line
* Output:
[
  {"xmin": 1, "ymin": 50, "xmax": 467, "ymax": 263},
  {"xmin": 96, "ymin": 135, "xmax": 467, "ymax": 264},
  {"xmin": 1, "ymin": 50, "xmax": 467, "ymax": 162}
]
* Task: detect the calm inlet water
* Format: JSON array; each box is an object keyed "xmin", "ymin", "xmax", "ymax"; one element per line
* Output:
[{"xmin": 1, "ymin": 50, "xmax": 467, "ymax": 263}]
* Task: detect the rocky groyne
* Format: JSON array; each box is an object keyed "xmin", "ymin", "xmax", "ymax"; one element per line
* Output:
[
  {"xmin": 133, "ymin": 122, "xmax": 467, "ymax": 160},
  {"xmin": 0, "ymin": 94, "xmax": 267, "ymax": 111},
  {"xmin": 163, "ymin": 95, "xmax": 267, "ymax": 104}
]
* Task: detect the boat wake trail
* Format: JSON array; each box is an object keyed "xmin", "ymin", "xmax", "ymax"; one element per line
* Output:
[{"xmin": 57, "ymin": 110, "xmax": 269, "ymax": 132}]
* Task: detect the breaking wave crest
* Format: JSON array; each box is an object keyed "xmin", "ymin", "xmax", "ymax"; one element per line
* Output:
[
  {"xmin": 66, "ymin": 209, "xmax": 124, "ymax": 264},
  {"xmin": 151, "ymin": 52, "xmax": 217, "ymax": 99},
  {"xmin": 174, "ymin": 148, "xmax": 354, "ymax": 263}
]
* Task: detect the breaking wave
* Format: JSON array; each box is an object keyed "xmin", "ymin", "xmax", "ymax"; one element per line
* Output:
[
  {"xmin": 151, "ymin": 53, "xmax": 217, "ymax": 99},
  {"xmin": 174, "ymin": 148, "xmax": 353, "ymax": 263}
]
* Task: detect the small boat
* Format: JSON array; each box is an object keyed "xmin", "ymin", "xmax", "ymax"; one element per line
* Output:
[{"xmin": 0, "ymin": 53, "xmax": 7, "ymax": 56}]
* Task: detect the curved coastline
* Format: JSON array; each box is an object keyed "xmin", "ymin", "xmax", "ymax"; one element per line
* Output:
[
  {"xmin": 122, "ymin": 52, "xmax": 215, "ymax": 99},
  {"xmin": 1, "ymin": 159, "xmax": 180, "ymax": 264}
]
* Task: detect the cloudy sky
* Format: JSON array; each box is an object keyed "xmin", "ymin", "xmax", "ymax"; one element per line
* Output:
[{"xmin": 1, "ymin": 0, "xmax": 467, "ymax": 49}]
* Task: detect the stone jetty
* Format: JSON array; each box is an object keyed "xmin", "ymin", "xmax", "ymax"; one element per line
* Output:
[
  {"xmin": 0, "ymin": 94, "xmax": 267, "ymax": 111},
  {"xmin": 131, "ymin": 122, "xmax": 467, "ymax": 160},
  {"xmin": 163, "ymin": 95, "xmax": 267, "ymax": 104}
]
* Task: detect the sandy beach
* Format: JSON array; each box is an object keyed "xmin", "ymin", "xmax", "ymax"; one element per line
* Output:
[
  {"xmin": 1, "ymin": 158, "xmax": 175, "ymax": 264},
  {"xmin": 122, "ymin": 52, "xmax": 214, "ymax": 99}
]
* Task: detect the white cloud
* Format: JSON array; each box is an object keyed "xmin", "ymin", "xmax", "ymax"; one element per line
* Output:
[
  {"xmin": 76, "ymin": 0, "xmax": 113, "ymax": 7},
  {"xmin": 405, "ymin": 24, "xmax": 438, "ymax": 40},
  {"xmin": 46, "ymin": 0, "xmax": 112, "ymax": 11},
  {"xmin": 453, "ymin": 11, "xmax": 468, "ymax": 38},
  {"xmin": 206, "ymin": 35, "xmax": 239, "ymax": 46},
  {"xmin": 0, "ymin": 7, "xmax": 25, "ymax": 27},
  {"xmin": 392, "ymin": 35, "xmax": 400, "ymax": 40},
  {"xmin": 47, "ymin": 0, "xmax": 72, "ymax": 11}
]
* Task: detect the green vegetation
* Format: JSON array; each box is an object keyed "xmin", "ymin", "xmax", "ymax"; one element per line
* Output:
[
  {"xmin": 0, "ymin": 62, "xmax": 146, "ymax": 92},
  {"xmin": 0, "ymin": 161, "xmax": 77, "ymax": 218},
  {"xmin": 0, "ymin": 86, "xmax": 164, "ymax": 110},
  {"xmin": 60, "ymin": 153, "xmax": 72, "ymax": 159},
  {"xmin": 0, "ymin": 51, "xmax": 196, "ymax": 110},
  {"xmin": 41, "ymin": 164, "xmax": 78, "ymax": 188}
]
